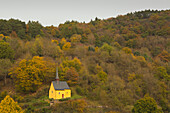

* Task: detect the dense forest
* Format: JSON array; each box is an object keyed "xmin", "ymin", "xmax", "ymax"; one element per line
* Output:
[{"xmin": 0, "ymin": 9, "xmax": 169, "ymax": 113}]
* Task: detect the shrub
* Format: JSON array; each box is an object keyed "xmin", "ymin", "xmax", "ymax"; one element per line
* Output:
[{"xmin": 59, "ymin": 98, "xmax": 70, "ymax": 102}]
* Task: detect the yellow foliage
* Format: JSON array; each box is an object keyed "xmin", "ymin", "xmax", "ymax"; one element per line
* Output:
[
  {"xmin": 72, "ymin": 99, "xmax": 87, "ymax": 113},
  {"xmin": 62, "ymin": 57, "xmax": 82, "ymax": 72},
  {"xmin": 128, "ymin": 73, "xmax": 136, "ymax": 81},
  {"xmin": 95, "ymin": 46, "xmax": 99, "ymax": 52},
  {"xmin": 95, "ymin": 64, "xmax": 103, "ymax": 73},
  {"xmin": 52, "ymin": 39, "xmax": 59, "ymax": 44},
  {"xmin": 62, "ymin": 42, "xmax": 71, "ymax": 50},
  {"xmin": 70, "ymin": 34, "xmax": 82, "ymax": 43},
  {"xmin": 56, "ymin": 46, "xmax": 63, "ymax": 57},
  {"xmin": 60, "ymin": 38, "xmax": 67, "ymax": 45},
  {"xmin": 0, "ymin": 95, "xmax": 24, "ymax": 113},
  {"xmin": 9, "ymin": 56, "xmax": 51, "ymax": 92},
  {"xmin": 136, "ymin": 56, "xmax": 146, "ymax": 62},
  {"xmin": 94, "ymin": 64, "xmax": 107, "ymax": 82},
  {"xmin": 131, "ymin": 54, "xmax": 146, "ymax": 63},
  {"xmin": 122, "ymin": 47, "xmax": 132, "ymax": 54},
  {"xmin": 158, "ymin": 50, "xmax": 170, "ymax": 62},
  {"xmin": 0, "ymin": 34, "xmax": 4, "ymax": 38},
  {"xmin": 5, "ymin": 36, "xmax": 10, "ymax": 39},
  {"xmin": 59, "ymin": 57, "xmax": 82, "ymax": 82},
  {"xmin": 113, "ymin": 42, "xmax": 121, "ymax": 49}
]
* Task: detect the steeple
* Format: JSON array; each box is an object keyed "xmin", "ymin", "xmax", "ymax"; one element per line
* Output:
[{"xmin": 55, "ymin": 67, "xmax": 59, "ymax": 83}]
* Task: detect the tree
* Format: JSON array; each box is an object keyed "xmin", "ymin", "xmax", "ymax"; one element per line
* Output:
[
  {"xmin": 132, "ymin": 95, "xmax": 158, "ymax": 113},
  {"xmin": 0, "ymin": 20, "xmax": 12, "ymax": 36},
  {"xmin": 60, "ymin": 38, "xmax": 67, "ymax": 47},
  {"xmin": 0, "ymin": 95, "xmax": 23, "ymax": 113},
  {"xmin": 0, "ymin": 40, "xmax": 14, "ymax": 60},
  {"xmin": 0, "ymin": 59, "xmax": 12, "ymax": 85},
  {"xmin": 10, "ymin": 56, "xmax": 48, "ymax": 93},
  {"xmin": 122, "ymin": 47, "xmax": 132, "ymax": 54},
  {"xmin": 97, "ymin": 70, "xmax": 108, "ymax": 82},
  {"xmin": 59, "ymin": 57, "xmax": 82, "ymax": 81},
  {"xmin": 62, "ymin": 57, "xmax": 82, "ymax": 72},
  {"xmin": 94, "ymin": 65, "xmax": 108, "ymax": 82},
  {"xmin": 62, "ymin": 42, "xmax": 71, "ymax": 50},
  {"xmin": 44, "ymin": 40, "xmax": 63, "ymax": 58},
  {"xmin": 157, "ymin": 50, "xmax": 170, "ymax": 62},
  {"xmin": 155, "ymin": 66, "xmax": 169, "ymax": 81},
  {"xmin": 31, "ymin": 37, "xmax": 43, "ymax": 56},
  {"xmin": 53, "ymin": 99, "xmax": 87, "ymax": 113},
  {"xmin": 70, "ymin": 34, "xmax": 82, "ymax": 45},
  {"xmin": 65, "ymin": 67, "xmax": 79, "ymax": 86},
  {"xmin": 27, "ymin": 21, "xmax": 43, "ymax": 38},
  {"xmin": 10, "ymin": 31, "xmax": 18, "ymax": 38},
  {"xmin": 8, "ymin": 18, "xmax": 26, "ymax": 38},
  {"xmin": 101, "ymin": 43, "xmax": 114, "ymax": 54}
]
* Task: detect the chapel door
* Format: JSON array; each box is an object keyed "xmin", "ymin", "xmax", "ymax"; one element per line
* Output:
[{"xmin": 62, "ymin": 94, "xmax": 64, "ymax": 98}]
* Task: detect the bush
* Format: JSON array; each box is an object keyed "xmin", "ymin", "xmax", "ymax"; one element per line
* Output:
[
  {"xmin": 36, "ymin": 107, "xmax": 51, "ymax": 113},
  {"xmin": 132, "ymin": 95, "xmax": 160, "ymax": 113},
  {"xmin": 53, "ymin": 99, "xmax": 87, "ymax": 113},
  {"xmin": 0, "ymin": 91, "xmax": 8, "ymax": 101},
  {"xmin": 12, "ymin": 94, "xmax": 24, "ymax": 102},
  {"xmin": 25, "ymin": 105, "xmax": 35, "ymax": 113},
  {"xmin": 35, "ymin": 87, "xmax": 49, "ymax": 99},
  {"xmin": 76, "ymin": 87, "xmax": 83, "ymax": 95}
]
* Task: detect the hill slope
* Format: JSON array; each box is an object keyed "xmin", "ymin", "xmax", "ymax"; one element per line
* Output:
[{"xmin": 0, "ymin": 9, "xmax": 169, "ymax": 112}]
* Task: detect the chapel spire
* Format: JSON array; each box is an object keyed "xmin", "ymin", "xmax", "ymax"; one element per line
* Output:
[{"xmin": 55, "ymin": 67, "xmax": 59, "ymax": 83}]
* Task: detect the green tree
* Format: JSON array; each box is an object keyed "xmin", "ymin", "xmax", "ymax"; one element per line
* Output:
[
  {"xmin": 70, "ymin": 34, "xmax": 82, "ymax": 43},
  {"xmin": 155, "ymin": 66, "xmax": 169, "ymax": 81},
  {"xmin": 31, "ymin": 37, "xmax": 43, "ymax": 56},
  {"xmin": 0, "ymin": 20, "xmax": 12, "ymax": 36},
  {"xmin": 97, "ymin": 70, "xmax": 108, "ymax": 82},
  {"xmin": 62, "ymin": 57, "xmax": 82, "ymax": 72},
  {"xmin": 27, "ymin": 21, "xmax": 43, "ymax": 38},
  {"xmin": 0, "ymin": 95, "xmax": 23, "ymax": 113},
  {"xmin": 0, "ymin": 40, "xmax": 14, "ymax": 60},
  {"xmin": 101, "ymin": 43, "xmax": 114, "ymax": 54},
  {"xmin": 94, "ymin": 64, "xmax": 108, "ymax": 82},
  {"xmin": 59, "ymin": 57, "xmax": 82, "ymax": 81},
  {"xmin": 132, "ymin": 95, "xmax": 158, "ymax": 113},
  {"xmin": 0, "ymin": 59, "xmax": 12, "ymax": 85},
  {"xmin": 8, "ymin": 18, "xmax": 26, "ymax": 37}
]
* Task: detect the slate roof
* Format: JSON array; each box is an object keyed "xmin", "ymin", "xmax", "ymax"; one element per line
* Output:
[{"xmin": 52, "ymin": 81, "xmax": 70, "ymax": 90}]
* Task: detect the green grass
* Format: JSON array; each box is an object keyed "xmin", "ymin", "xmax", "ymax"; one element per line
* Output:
[
  {"xmin": 70, "ymin": 94, "xmax": 82, "ymax": 100},
  {"xmin": 19, "ymin": 95, "xmax": 50, "ymax": 110}
]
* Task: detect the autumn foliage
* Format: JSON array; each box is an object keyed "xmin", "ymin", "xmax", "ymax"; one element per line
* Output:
[
  {"xmin": 9, "ymin": 56, "xmax": 55, "ymax": 93},
  {"xmin": 0, "ymin": 95, "xmax": 23, "ymax": 113},
  {"xmin": 0, "ymin": 9, "xmax": 169, "ymax": 112}
]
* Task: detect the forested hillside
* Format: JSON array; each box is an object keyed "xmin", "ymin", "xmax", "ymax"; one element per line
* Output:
[{"xmin": 0, "ymin": 9, "xmax": 169, "ymax": 113}]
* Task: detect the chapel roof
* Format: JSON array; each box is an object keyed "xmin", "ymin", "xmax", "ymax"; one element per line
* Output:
[{"xmin": 52, "ymin": 81, "xmax": 70, "ymax": 90}]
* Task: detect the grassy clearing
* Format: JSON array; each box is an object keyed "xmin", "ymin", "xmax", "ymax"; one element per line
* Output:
[
  {"xmin": 19, "ymin": 95, "xmax": 50, "ymax": 109},
  {"xmin": 70, "ymin": 94, "xmax": 82, "ymax": 100}
]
